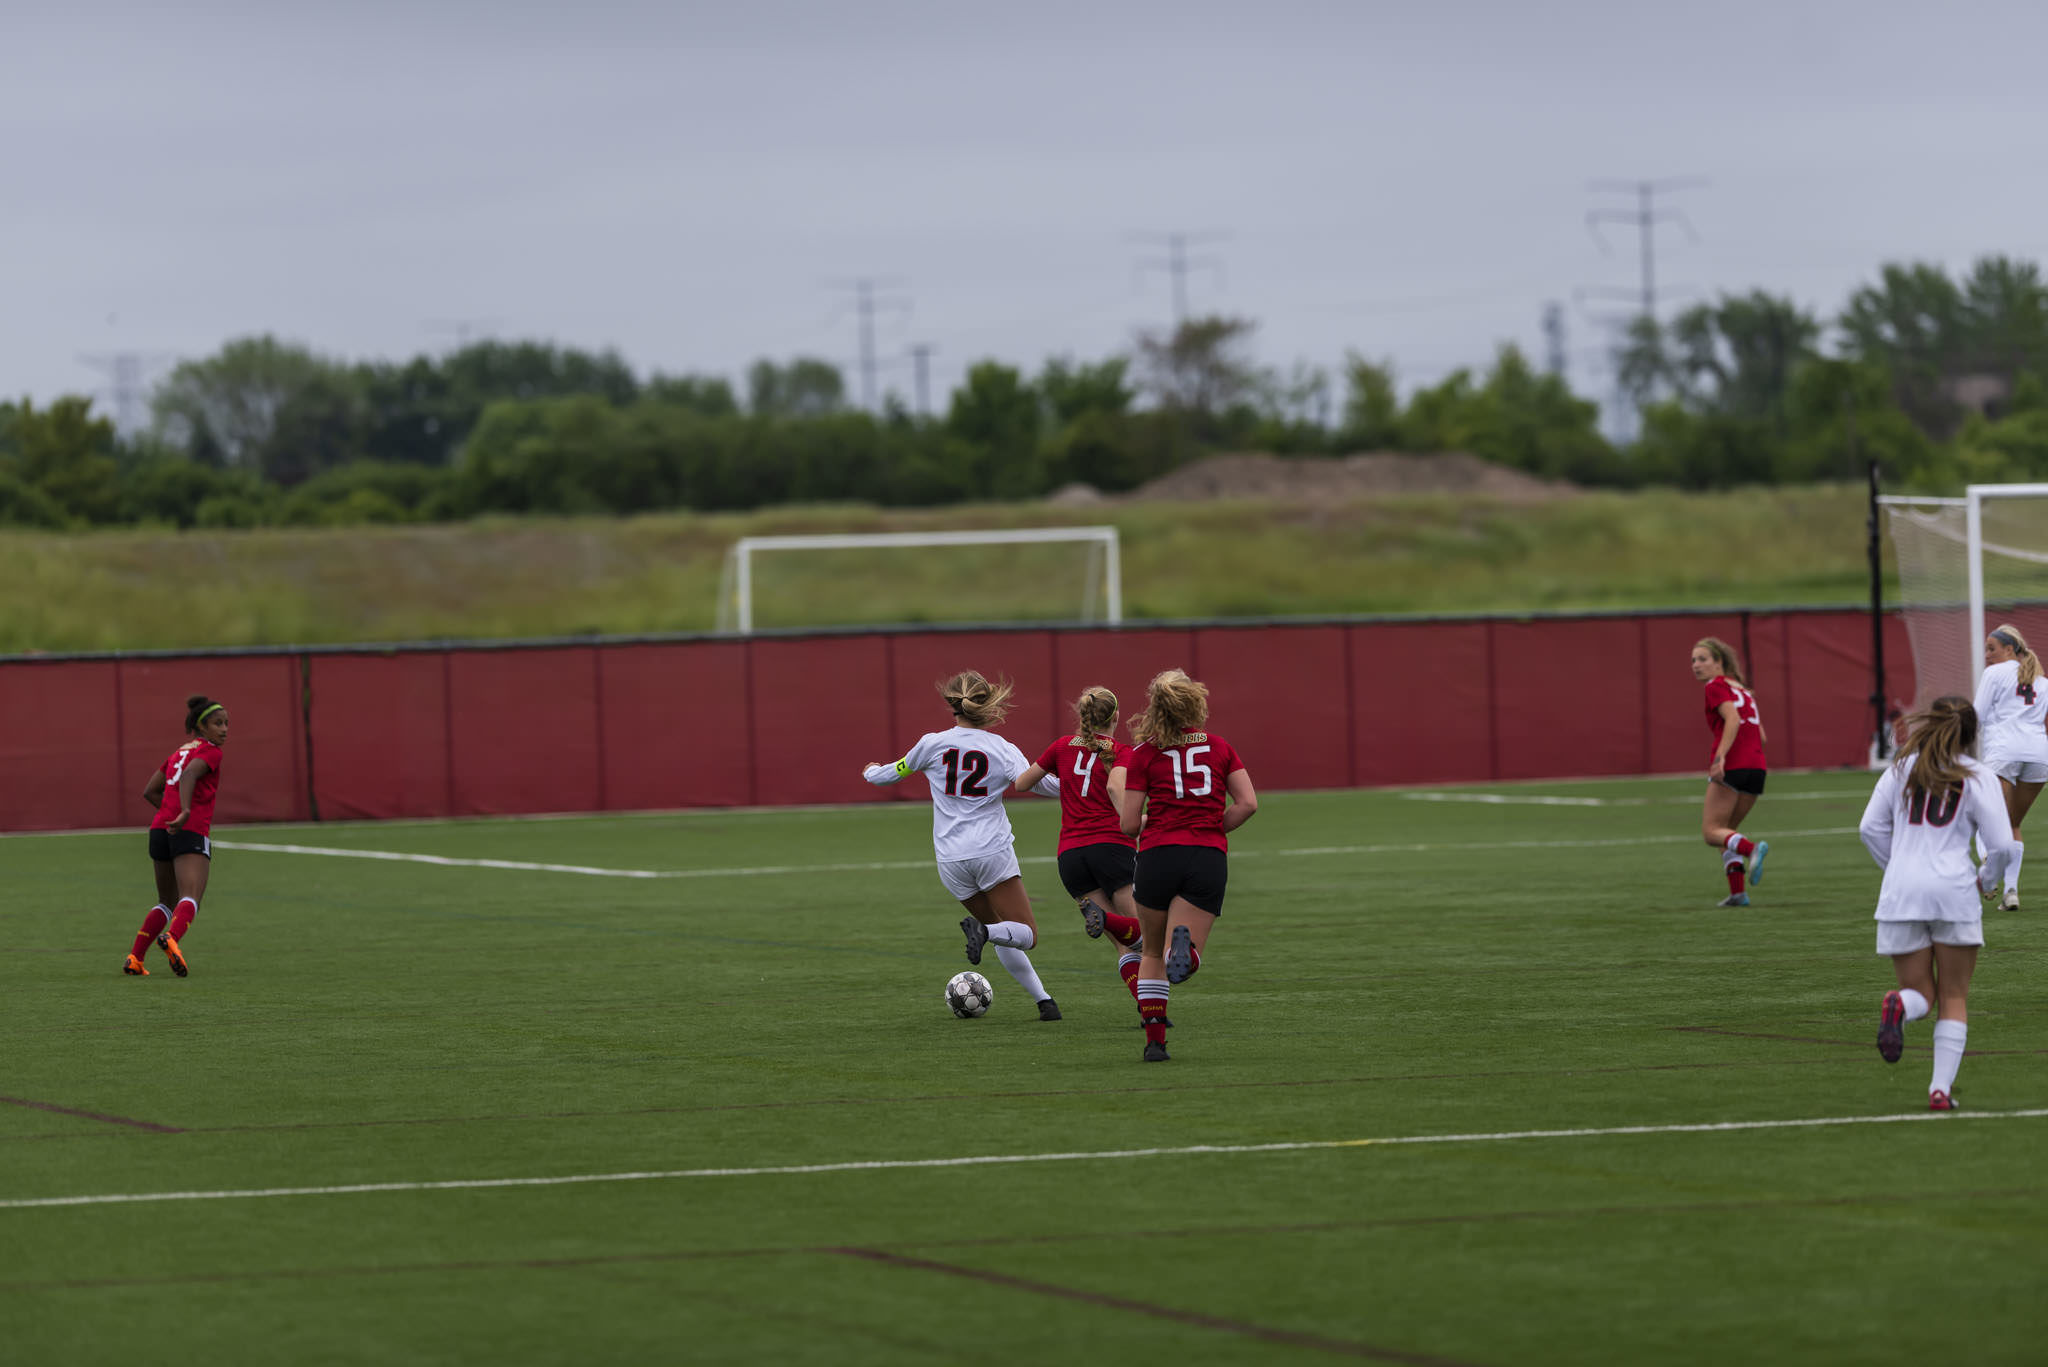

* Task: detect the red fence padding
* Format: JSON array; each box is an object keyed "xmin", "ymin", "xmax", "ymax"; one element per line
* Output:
[
  {"xmin": 599, "ymin": 641, "xmax": 755, "ymax": 810},
  {"xmin": 117, "ymin": 655, "xmax": 307, "ymax": 826},
  {"xmin": 309, "ymin": 653, "xmax": 455, "ymax": 820},
  {"xmin": 0, "ymin": 660, "xmax": 124, "ymax": 830},
  {"xmin": 0, "ymin": 609, "xmax": 1921, "ymax": 832},
  {"xmin": 1349, "ymin": 621, "xmax": 1493, "ymax": 785},
  {"xmin": 748, "ymin": 636, "xmax": 893, "ymax": 805}
]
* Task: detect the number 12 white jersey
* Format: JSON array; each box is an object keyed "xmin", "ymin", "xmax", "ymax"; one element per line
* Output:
[
  {"xmin": 864, "ymin": 726, "xmax": 1030, "ymax": 861},
  {"xmin": 1858, "ymin": 754, "xmax": 2014, "ymax": 923}
]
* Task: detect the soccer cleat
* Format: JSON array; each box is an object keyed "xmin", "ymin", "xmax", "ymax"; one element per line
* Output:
[
  {"xmin": 959, "ymin": 917, "xmax": 988, "ymax": 966},
  {"xmin": 1877, "ymin": 991, "xmax": 1905, "ymax": 1063},
  {"xmin": 1079, "ymin": 898, "xmax": 1106, "ymax": 939},
  {"xmin": 1037, "ymin": 997, "xmax": 1062, "ymax": 1021},
  {"xmin": 1142, "ymin": 1040, "xmax": 1170, "ymax": 1062},
  {"xmin": 122, "ymin": 954, "xmax": 150, "ymax": 976},
  {"xmin": 1716, "ymin": 893, "xmax": 1751, "ymax": 907},
  {"xmin": 1929, "ymin": 1090, "xmax": 1959, "ymax": 1111},
  {"xmin": 1747, "ymin": 841, "xmax": 1769, "ymax": 885},
  {"xmin": 157, "ymin": 931, "xmax": 188, "ymax": 978},
  {"xmin": 1999, "ymin": 888, "xmax": 2020, "ymax": 912},
  {"xmin": 1165, "ymin": 924, "xmax": 1194, "ymax": 984}
]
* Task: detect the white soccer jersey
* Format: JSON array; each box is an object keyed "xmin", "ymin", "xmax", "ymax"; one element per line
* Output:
[
  {"xmin": 1859, "ymin": 754, "xmax": 2014, "ymax": 923},
  {"xmin": 864, "ymin": 726, "xmax": 1031, "ymax": 861},
  {"xmin": 1972, "ymin": 658, "xmax": 2048, "ymax": 764}
]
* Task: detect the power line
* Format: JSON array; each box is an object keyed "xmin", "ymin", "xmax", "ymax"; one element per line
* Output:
[
  {"xmin": 1131, "ymin": 231, "xmax": 1228, "ymax": 328},
  {"xmin": 825, "ymin": 278, "xmax": 911, "ymax": 411}
]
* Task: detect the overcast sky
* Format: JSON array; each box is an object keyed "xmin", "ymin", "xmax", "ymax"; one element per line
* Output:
[{"xmin": 6, "ymin": 0, "xmax": 2046, "ymax": 421}]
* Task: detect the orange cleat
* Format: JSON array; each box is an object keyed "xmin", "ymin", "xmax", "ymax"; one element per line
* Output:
[
  {"xmin": 156, "ymin": 931, "xmax": 188, "ymax": 978},
  {"xmin": 122, "ymin": 954, "xmax": 150, "ymax": 976}
]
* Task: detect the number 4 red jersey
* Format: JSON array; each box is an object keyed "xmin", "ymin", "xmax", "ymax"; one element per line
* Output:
[
  {"xmin": 151, "ymin": 739, "xmax": 225, "ymax": 835},
  {"xmin": 1123, "ymin": 732, "xmax": 1245, "ymax": 851},
  {"xmin": 1037, "ymin": 733, "xmax": 1137, "ymax": 853},
  {"xmin": 1703, "ymin": 677, "xmax": 1767, "ymax": 771}
]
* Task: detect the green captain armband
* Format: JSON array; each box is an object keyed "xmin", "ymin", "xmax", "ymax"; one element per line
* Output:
[{"xmin": 894, "ymin": 758, "xmax": 911, "ymax": 778}]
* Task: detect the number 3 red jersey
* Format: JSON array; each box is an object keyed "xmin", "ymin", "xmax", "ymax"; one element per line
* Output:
[
  {"xmin": 1037, "ymin": 733, "xmax": 1137, "ymax": 853},
  {"xmin": 151, "ymin": 739, "xmax": 225, "ymax": 835},
  {"xmin": 1123, "ymin": 732, "xmax": 1245, "ymax": 851},
  {"xmin": 1702, "ymin": 678, "xmax": 1767, "ymax": 770}
]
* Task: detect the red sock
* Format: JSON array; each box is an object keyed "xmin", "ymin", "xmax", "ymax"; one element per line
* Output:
[
  {"xmin": 169, "ymin": 898, "xmax": 197, "ymax": 940},
  {"xmin": 131, "ymin": 906, "xmax": 169, "ymax": 960},
  {"xmin": 1103, "ymin": 911, "xmax": 1141, "ymax": 946},
  {"xmin": 1118, "ymin": 954, "xmax": 1141, "ymax": 999},
  {"xmin": 1724, "ymin": 863, "xmax": 1745, "ymax": 896},
  {"xmin": 1727, "ymin": 835, "xmax": 1755, "ymax": 858}
]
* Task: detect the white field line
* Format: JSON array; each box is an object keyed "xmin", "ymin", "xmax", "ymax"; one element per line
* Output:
[
  {"xmin": 1404, "ymin": 791, "xmax": 1855, "ymax": 808},
  {"xmin": 211, "ymin": 825, "xmax": 1863, "ymax": 881},
  {"xmin": 7, "ymin": 1108, "xmax": 2044, "ymax": 1211}
]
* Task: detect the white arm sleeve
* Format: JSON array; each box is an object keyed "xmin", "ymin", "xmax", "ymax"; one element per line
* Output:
[
  {"xmin": 1970, "ymin": 768, "xmax": 2018, "ymax": 890},
  {"xmin": 1859, "ymin": 765, "xmax": 1899, "ymax": 870}
]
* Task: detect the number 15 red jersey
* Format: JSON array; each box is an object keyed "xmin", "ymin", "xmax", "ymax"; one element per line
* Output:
[
  {"xmin": 1037, "ymin": 733, "xmax": 1136, "ymax": 853},
  {"xmin": 1123, "ymin": 732, "xmax": 1245, "ymax": 851}
]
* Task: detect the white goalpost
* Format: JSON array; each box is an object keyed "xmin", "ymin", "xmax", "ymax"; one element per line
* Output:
[
  {"xmin": 715, "ymin": 526, "xmax": 1123, "ymax": 634},
  {"xmin": 1881, "ymin": 483, "xmax": 2048, "ymax": 713}
]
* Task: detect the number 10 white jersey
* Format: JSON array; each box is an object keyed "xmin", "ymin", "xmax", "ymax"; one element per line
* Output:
[
  {"xmin": 864, "ymin": 726, "xmax": 1030, "ymax": 861},
  {"xmin": 1858, "ymin": 754, "xmax": 2014, "ymax": 923}
]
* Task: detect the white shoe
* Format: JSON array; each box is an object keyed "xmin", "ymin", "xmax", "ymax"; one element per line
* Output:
[{"xmin": 2000, "ymin": 887, "xmax": 2020, "ymax": 911}]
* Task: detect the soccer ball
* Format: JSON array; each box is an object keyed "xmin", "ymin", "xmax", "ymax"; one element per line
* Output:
[{"xmin": 945, "ymin": 970, "xmax": 994, "ymax": 1018}]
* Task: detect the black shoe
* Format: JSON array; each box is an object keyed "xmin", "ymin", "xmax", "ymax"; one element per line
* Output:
[
  {"xmin": 1143, "ymin": 1040, "xmax": 1170, "ymax": 1062},
  {"xmin": 1079, "ymin": 898, "xmax": 1106, "ymax": 939},
  {"xmin": 1037, "ymin": 997, "xmax": 1062, "ymax": 1021},
  {"xmin": 1165, "ymin": 925, "xmax": 1194, "ymax": 984},
  {"xmin": 960, "ymin": 917, "xmax": 987, "ymax": 965}
]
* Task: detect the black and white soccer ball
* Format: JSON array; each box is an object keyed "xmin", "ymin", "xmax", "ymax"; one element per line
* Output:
[{"xmin": 945, "ymin": 970, "xmax": 994, "ymax": 1018}]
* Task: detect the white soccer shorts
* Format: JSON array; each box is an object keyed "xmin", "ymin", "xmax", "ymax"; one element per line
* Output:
[
  {"xmin": 936, "ymin": 847, "xmax": 1022, "ymax": 900},
  {"xmin": 1875, "ymin": 919, "xmax": 1986, "ymax": 955}
]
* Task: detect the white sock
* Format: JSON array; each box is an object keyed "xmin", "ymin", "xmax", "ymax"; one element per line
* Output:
[
  {"xmin": 1898, "ymin": 988, "xmax": 1931, "ymax": 1022},
  {"xmin": 985, "ymin": 921, "xmax": 1036, "ymax": 950},
  {"xmin": 1930, "ymin": 1018, "xmax": 1968, "ymax": 1096},
  {"xmin": 993, "ymin": 944, "xmax": 1049, "ymax": 1002},
  {"xmin": 2006, "ymin": 842, "xmax": 2024, "ymax": 895}
]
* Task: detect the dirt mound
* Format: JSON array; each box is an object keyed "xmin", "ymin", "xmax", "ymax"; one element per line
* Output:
[{"xmin": 1124, "ymin": 452, "xmax": 1573, "ymax": 503}]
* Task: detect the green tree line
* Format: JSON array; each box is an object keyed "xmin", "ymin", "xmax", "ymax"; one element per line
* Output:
[{"xmin": 6, "ymin": 256, "xmax": 2048, "ymax": 530}]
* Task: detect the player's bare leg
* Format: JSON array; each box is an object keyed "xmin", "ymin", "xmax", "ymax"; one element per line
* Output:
[
  {"xmin": 962, "ymin": 878, "xmax": 1057, "ymax": 1019},
  {"xmin": 126, "ymin": 859, "xmax": 180, "ymax": 974},
  {"xmin": 1999, "ymin": 778, "xmax": 2042, "ymax": 909},
  {"xmin": 1704, "ymin": 783, "xmax": 1762, "ymax": 906},
  {"xmin": 158, "ymin": 852, "xmax": 209, "ymax": 978},
  {"xmin": 1926, "ymin": 942, "xmax": 1978, "ymax": 1108},
  {"xmin": 1134, "ymin": 901, "xmax": 1173, "ymax": 1059}
]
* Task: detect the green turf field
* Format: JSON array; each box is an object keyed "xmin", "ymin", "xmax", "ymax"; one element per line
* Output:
[{"xmin": 5, "ymin": 771, "xmax": 2044, "ymax": 1365}]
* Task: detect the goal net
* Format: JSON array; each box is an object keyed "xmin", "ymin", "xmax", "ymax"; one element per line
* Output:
[
  {"xmin": 716, "ymin": 527, "xmax": 1122, "ymax": 633},
  {"xmin": 1882, "ymin": 484, "xmax": 2048, "ymax": 717}
]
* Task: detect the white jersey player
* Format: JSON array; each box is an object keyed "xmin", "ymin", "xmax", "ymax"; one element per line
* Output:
[
  {"xmin": 863, "ymin": 669, "xmax": 1065, "ymax": 1021},
  {"xmin": 1859, "ymin": 695, "xmax": 2014, "ymax": 1111},
  {"xmin": 1971, "ymin": 623, "xmax": 2048, "ymax": 909}
]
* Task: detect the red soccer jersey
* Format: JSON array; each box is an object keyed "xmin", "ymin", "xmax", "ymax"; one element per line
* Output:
[
  {"xmin": 1124, "ymin": 731, "xmax": 1246, "ymax": 851},
  {"xmin": 1037, "ymin": 733, "xmax": 1137, "ymax": 853},
  {"xmin": 152, "ymin": 739, "xmax": 225, "ymax": 836},
  {"xmin": 1703, "ymin": 677, "xmax": 1767, "ymax": 771}
]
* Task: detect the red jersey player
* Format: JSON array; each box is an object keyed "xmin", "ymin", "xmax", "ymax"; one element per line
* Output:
[
  {"xmin": 1013, "ymin": 686, "xmax": 1150, "ymax": 1007},
  {"xmin": 123, "ymin": 694, "xmax": 230, "ymax": 978},
  {"xmin": 1691, "ymin": 638, "xmax": 1770, "ymax": 908},
  {"xmin": 1112, "ymin": 669, "xmax": 1258, "ymax": 1063}
]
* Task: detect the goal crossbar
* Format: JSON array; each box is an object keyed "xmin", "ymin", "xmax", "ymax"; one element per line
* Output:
[{"xmin": 717, "ymin": 526, "xmax": 1123, "ymax": 633}]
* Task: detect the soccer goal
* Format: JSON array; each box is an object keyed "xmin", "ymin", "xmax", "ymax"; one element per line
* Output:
[
  {"xmin": 715, "ymin": 526, "xmax": 1123, "ymax": 633},
  {"xmin": 1881, "ymin": 483, "xmax": 2048, "ymax": 713}
]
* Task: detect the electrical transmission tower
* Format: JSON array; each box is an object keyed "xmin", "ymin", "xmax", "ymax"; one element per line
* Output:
[
  {"xmin": 1132, "ymin": 231, "xmax": 1228, "ymax": 328},
  {"xmin": 826, "ymin": 278, "xmax": 911, "ymax": 411},
  {"xmin": 77, "ymin": 352, "xmax": 173, "ymax": 435}
]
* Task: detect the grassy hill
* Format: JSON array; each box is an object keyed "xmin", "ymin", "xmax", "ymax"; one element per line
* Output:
[{"xmin": 0, "ymin": 484, "xmax": 1884, "ymax": 653}]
